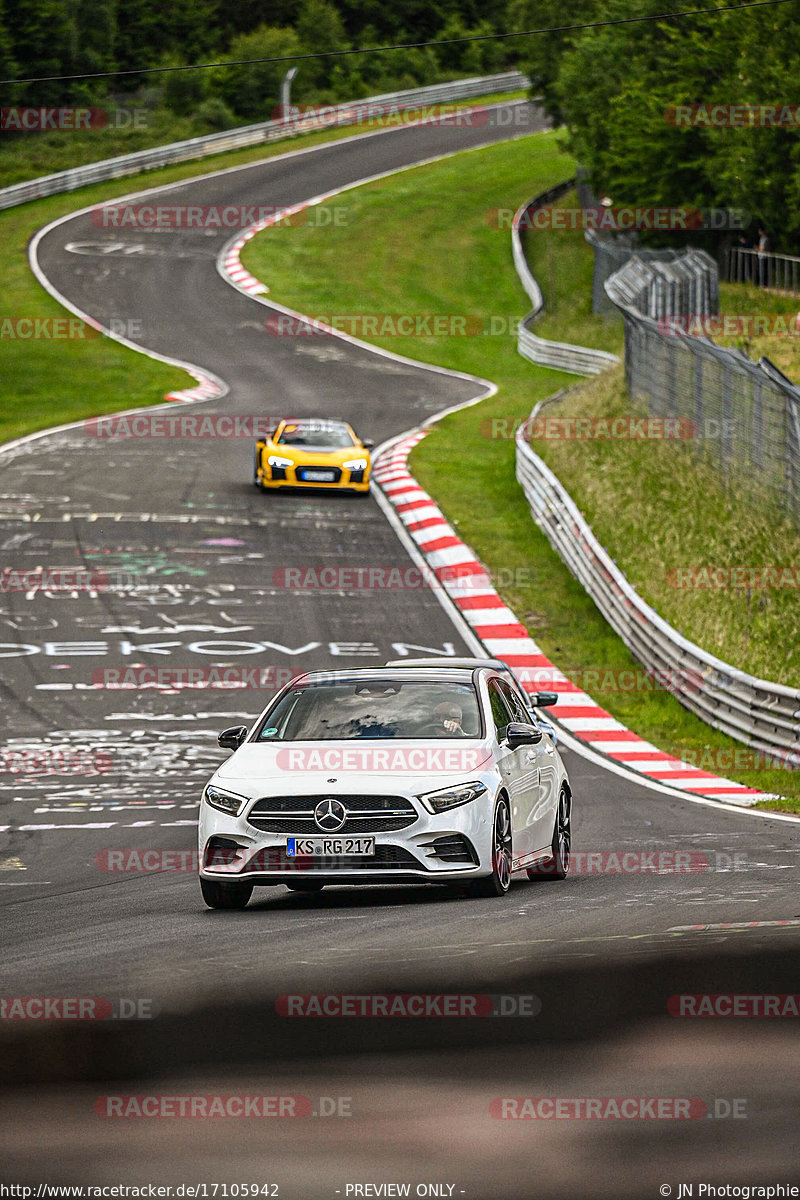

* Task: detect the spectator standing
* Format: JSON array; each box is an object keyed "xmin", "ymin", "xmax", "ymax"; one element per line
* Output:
[{"xmin": 756, "ymin": 227, "xmax": 770, "ymax": 287}]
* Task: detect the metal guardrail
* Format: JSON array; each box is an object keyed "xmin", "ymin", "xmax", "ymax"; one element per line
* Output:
[
  {"xmin": 511, "ymin": 184, "xmax": 621, "ymax": 376},
  {"xmin": 515, "ymin": 419, "xmax": 800, "ymax": 760},
  {"xmin": 723, "ymin": 244, "xmax": 800, "ymax": 295},
  {"xmin": 0, "ymin": 72, "xmax": 530, "ymax": 212},
  {"xmin": 510, "ymin": 189, "xmax": 800, "ymax": 758}
]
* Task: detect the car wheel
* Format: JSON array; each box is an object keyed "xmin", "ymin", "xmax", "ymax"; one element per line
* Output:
[
  {"xmin": 285, "ymin": 881, "xmax": 325, "ymax": 893},
  {"xmin": 471, "ymin": 795, "xmax": 512, "ymax": 898},
  {"xmin": 200, "ymin": 876, "xmax": 254, "ymax": 910},
  {"xmin": 253, "ymin": 446, "xmax": 263, "ymax": 488},
  {"xmin": 528, "ymin": 787, "xmax": 571, "ymax": 881}
]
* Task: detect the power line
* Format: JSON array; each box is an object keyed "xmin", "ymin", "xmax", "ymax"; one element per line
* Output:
[{"xmin": 0, "ymin": 0, "xmax": 791, "ymax": 87}]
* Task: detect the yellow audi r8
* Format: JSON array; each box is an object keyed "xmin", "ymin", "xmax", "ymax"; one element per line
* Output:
[{"xmin": 253, "ymin": 418, "xmax": 373, "ymax": 495}]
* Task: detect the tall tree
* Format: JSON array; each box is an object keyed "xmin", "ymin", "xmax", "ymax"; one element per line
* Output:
[
  {"xmin": 0, "ymin": 0, "xmax": 17, "ymax": 100},
  {"xmin": 295, "ymin": 0, "xmax": 348, "ymax": 88},
  {"xmin": 212, "ymin": 25, "xmax": 304, "ymax": 122},
  {"xmin": 4, "ymin": 0, "xmax": 78, "ymax": 105}
]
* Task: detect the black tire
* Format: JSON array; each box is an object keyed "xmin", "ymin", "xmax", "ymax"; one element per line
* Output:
[
  {"xmin": 527, "ymin": 787, "xmax": 571, "ymax": 881},
  {"xmin": 285, "ymin": 880, "xmax": 325, "ymax": 893},
  {"xmin": 253, "ymin": 445, "xmax": 263, "ymax": 488},
  {"xmin": 200, "ymin": 876, "xmax": 254, "ymax": 910},
  {"xmin": 470, "ymin": 795, "xmax": 513, "ymax": 898}
]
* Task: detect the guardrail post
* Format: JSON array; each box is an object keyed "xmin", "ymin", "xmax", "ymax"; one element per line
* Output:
[
  {"xmin": 720, "ymin": 362, "xmax": 733, "ymax": 480},
  {"xmin": 693, "ymin": 350, "xmax": 704, "ymax": 458},
  {"xmin": 280, "ymin": 67, "xmax": 298, "ymax": 120},
  {"xmin": 752, "ymin": 378, "xmax": 764, "ymax": 470}
]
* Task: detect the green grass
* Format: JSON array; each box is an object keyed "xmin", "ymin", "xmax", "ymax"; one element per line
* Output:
[
  {"xmin": 522, "ymin": 189, "xmax": 624, "ymax": 355},
  {"xmin": 0, "ymin": 91, "xmax": 524, "ymax": 446},
  {"xmin": 716, "ymin": 280, "xmax": 800, "ymax": 382},
  {"xmin": 241, "ymin": 129, "xmax": 799, "ymax": 811},
  {"xmin": 0, "ymin": 91, "xmax": 526, "ymax": 189},
  {"xmin": 242, "ymin": 132, "xmax": 577, "ymax": 382},
  {"xmin": 0, "ymin": 110, "xmax": 203, "ymax": 189},
  {"xmin": 1, "ymin": 200, "xmax": 187, "ymax": 445},
  {"xmin": 536, "ymin": 369, "xmax": 800, "ymax": 689}
]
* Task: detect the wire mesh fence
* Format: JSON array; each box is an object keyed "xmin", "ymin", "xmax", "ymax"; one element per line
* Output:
[{"xmin": 605, "ymin": 255, "xmax": 800, "ymax": 525}]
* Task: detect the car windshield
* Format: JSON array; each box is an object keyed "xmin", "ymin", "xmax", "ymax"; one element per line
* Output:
[
  {"xmin": 277, "ymin": 423, "xmax": 355, "ymax": 448},
  {"xmin": 258, "ymin": 679, "xmax": 481, "ymax": 740}
]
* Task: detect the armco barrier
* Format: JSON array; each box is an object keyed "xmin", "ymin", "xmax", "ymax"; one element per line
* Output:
[
  {"xmin": 511, "ymin": 186, "xmax": 799, "ymax": 760},
  {"xmin": 512, "ymin": 184, "xmax": 621, "ymax": 376},
  {"xmin": 515, "ymin": 408, "xmax": 800, "ymax": 760},
  {"xmin": 209, "ymin": 167, "xmax": 780, "ymax": 798},
  {"xmin": 0, "ymin": 72, "xmax": 530, "ymax": 212}
]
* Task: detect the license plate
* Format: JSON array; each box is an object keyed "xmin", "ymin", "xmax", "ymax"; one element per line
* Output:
[
  {"xmin": 301, "ymin": 469, "xmax": 336, "ymax": 482},
  {"xmin": 286, "ymin": 837, "xmax": 375, "ymax": 857}
]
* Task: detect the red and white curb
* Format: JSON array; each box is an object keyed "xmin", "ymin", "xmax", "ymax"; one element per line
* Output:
[
  {"xmin": 221, "ymin": 231, "xmax": 271, "ymax": 296},
  {"xmin": 219, "ymin": 196, "xmax": 333, "ymax": 297},
  {"xmin": 165, "ymin": 370, "xmax": 226, "ymax": 404},
  {"xmin": 221, "ymin": 199, "xmax": 332, "ymax": 297},
  {"xmin": 71, "ymin": 313, "xmax": 224, "ymax": 405},
  {"xmin": 373, "ymin": 433, "xmax": 773, "ymax": 807}
]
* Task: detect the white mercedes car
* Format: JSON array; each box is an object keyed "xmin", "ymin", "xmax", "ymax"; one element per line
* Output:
[{"xmin": 198, "ymin": 665, "xmax": 572, "ymax": 909}]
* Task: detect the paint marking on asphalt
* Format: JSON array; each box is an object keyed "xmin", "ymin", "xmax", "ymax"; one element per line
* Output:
[
  {"xmin": 279, "ymin": 921, "xmax": 800, "ymax": 965},
  {"xmin": 668, "ymin": 919, "xmax": 800, "ymax": 932},
  {"xmin": 0, "ymin": 856, "xmax": 27, "ymax": 870},
  {"xmin": 0, "ymin": 821, "xmax": 198, "ymax": 831}
]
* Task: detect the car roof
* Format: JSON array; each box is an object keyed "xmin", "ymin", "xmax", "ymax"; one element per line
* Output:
[
  {"xmin": 276, "ymin": 418, "xmax": 351, "ymax": 431},
  {"xmin": 295, "ymin": 666, "xmax": 479, "ymax": 684},
  {"xmin": 385, "ymin": 656, "xmax": 511, "ymax": 671}
]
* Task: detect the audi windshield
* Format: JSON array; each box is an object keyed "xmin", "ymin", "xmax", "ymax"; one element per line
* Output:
[
  {"xmin": 256, "ymin": 679, "xmax": 483, "ymax": 740},
  {"xmin": 276, "ymin": 421, "xmax": 356, "ymax": 448}
]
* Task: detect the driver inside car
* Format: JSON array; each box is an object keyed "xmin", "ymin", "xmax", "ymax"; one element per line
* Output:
[{"xmin": 432, "ymin": 701, "xmax": 466, "ymax": 736}]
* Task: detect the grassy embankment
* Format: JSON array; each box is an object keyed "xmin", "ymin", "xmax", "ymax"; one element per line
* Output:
[
  {"xmin": 0, "ymin": 91, "xmax": 524, "ymax": 446},
  {"xmin": 242, "ymin": 131, "xmax": 800, "ymax": 809}
]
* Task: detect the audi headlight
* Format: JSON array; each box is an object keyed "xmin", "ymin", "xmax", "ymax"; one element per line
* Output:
[
  {"xmin": 343, "ymin": 458, "xmax": 368, "ymax": 471},
  {"xmin": 417, "ymin": 781, "xmax": 487, "ymax": 814},
  {"xmin": 204, "ymin": 785, "xmax": 248, "ymax": 816},
  {"xmin": 267, "ymin": 455, "xmax": 293, "ymax": 468}
]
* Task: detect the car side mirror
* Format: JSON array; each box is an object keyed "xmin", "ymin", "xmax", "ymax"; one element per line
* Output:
[
  {"xmin": 505, "ymin": 721, "xmax": 543, "ymax": 749},
  {"xmin": 536, "ymin": 718, "xmax": 558, "ymax": 746},
  {"xmin": 218, "ymin": 725, "xmax": 248, "ymax": 751},
  {"xmin": 361, "ymin": 438, "xmax": 374, "ymax": 450},
  {"xmin": 532, "ymin": 692, "xmax": 558, "ymax": 707}
]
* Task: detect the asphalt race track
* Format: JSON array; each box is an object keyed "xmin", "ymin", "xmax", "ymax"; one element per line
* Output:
[{"xmin": 1, "ymin": 101, "xmax": 799, "ymax": 1193}]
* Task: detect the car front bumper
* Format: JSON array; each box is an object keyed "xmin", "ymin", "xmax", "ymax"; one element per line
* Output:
[{"xmin": 198, "ymin": 790, "xmax": 495, "ymax": 884}]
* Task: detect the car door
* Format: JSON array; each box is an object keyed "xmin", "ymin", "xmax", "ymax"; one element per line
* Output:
[
  {"xmin": 487, "ymin": 679, "xmax": 540, "ymax": 866},
  {"xmin": 495, "ymin": 679, "xmax": 556, "ymax": 858}
]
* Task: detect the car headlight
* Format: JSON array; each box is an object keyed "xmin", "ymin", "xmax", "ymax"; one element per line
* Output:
[
  {"xmin": 267, "ymin": 455, "xmax": 293, "ymax": 468},
  {"xmin": 343, "ymin": 458, "xmax": 368, "ymax": 471},
  {"xmin": 417, "ymin": 781, "xmax": 487, "ymax": 814},
  {"xmin": 204, "ymin": 785, "xmax": 248, "ymax": 816}
]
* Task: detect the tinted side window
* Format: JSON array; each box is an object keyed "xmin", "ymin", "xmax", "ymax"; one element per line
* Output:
[
  {"xmin": 497, "ymin": 679, "xmax": 531, "ymax": 725},
  {"xmin": 488, "ymin": 681, "xmax": 514, "ymax": 736}
]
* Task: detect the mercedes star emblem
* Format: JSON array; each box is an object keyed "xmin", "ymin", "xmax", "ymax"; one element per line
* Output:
[{"xmin": 314, "ymin": 797, "xmax": 347, "ymax": 832}]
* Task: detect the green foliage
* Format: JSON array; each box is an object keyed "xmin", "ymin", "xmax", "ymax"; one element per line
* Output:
[
  {"xmin": 192, "ymin": 96, "xmax": 237, "ymax": 131},
  {"xmin": 0, "ymin": 0, "xmax": 523, "ymax": 161},
  {"xmin": 211, "ymin": 25, "xmax": 304, "ymax": 121},
  {"xmin": 0, "ymin": 1, "xmax": 17, "ymax": 101},
  {"xmin": 523, "ymin": 0, "xmax": 800, "ymax": 250},
  {"xmin": 4, "ymin": 0, "xmax": 77, "ymax": 105},
  {"xmin": 295, "ymin": 0, "xmax": 348, "ymax": 87},
  {"xmin": 164, "ymin": 64, "xmax": 209, "ymax": 116}
]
